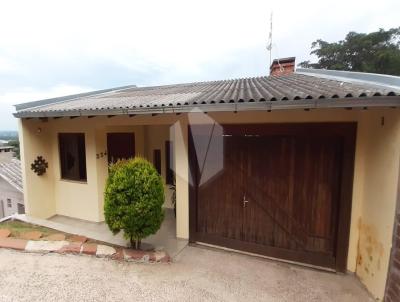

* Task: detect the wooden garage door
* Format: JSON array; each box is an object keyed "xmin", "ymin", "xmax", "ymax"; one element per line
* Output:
[{"xmin": 189, "ymin": 123, "xmax": 356, "ymax": 271}]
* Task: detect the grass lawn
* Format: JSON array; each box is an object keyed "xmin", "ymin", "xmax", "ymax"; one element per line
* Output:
[
  {"xmin": 0, "ymin": 220, "xmax": 118, "ymax": 246},
  {"xmin": 0, "ymin": 220, "xmax": 59, "ymax": 238}
]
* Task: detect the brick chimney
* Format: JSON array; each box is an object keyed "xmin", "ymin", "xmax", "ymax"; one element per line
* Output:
[{"xmin": 270, "ymin": 57, "xmax": 295, "ymax": 76}]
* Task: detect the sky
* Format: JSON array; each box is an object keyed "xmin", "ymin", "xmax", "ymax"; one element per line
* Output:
[{"xmin": 0, "ymin": 0, "xmax": 399, "ymax": 130}]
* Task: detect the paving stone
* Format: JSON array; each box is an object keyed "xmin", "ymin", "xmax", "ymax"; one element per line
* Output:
[
  {"xmin": 82, "ymin": 243, "xmax": 97, "ymax": 255},
  {"xmin": 123, "ymin": 248, "xmax": 146, "ymax": 259},
  {"xmin": 150, "ymin": 251, "xmax": 167, "ymax": 262},
  {"xmin": 25, "ymin": 240, "xmax": 69, "ymax": 252},
  {"xmin": 0, "ymin": 229, "xmax": 11, "ymax": 238},
  {"xmin": 123, "ymin": 249, "xmax": 151, "ymax": 262},
  {"xmin": 96, "ymin": 245, "xmax": 116, "ymax": 257},
  {"xmin": 42, "ymin": 233, "xmax": 66, "ymax": 241},
  {"xmin": 57, "ymin": 242, "xmax": 82, "ymax": 254},
  {"xmin": 111, "ymin": 248, "xmax": 124, "ymax": 260},
  {"xmin": 0, "ymin": 238, "xmax": 27, "ymax": 250},
  {"xmin": 159, "ymin": 255, "xmax": 171, "ymax": 263},
  {"xmin": 20, "ymin": 231, "xmax": 42, "ymax": 240},
  {"xmin": 148, "ymin": 251, "xmax": 171, "ymax": 263},
  {"xmin": 69, "ymin": 235, "xmax": 87, "ymax": 243}
]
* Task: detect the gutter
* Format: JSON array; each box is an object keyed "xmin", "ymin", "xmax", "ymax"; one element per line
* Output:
[{"xmin": 13, "ymin": 96, "xmax": 400, "ymax": 119}]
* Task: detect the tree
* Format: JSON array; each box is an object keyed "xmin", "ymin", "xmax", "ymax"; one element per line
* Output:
[
  {"xmin": 104, "ymin": 157, "xmax": 165, "ymax": 249},
  {"xmin": 7, "ymin": 140, "xmax": 20, "ymax": 159},
  {"xmin": 298, "ymin": 28, "xmax": 400, "ymax": 75}
]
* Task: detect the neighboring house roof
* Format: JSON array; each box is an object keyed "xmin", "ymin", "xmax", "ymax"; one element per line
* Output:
[
  {"xmin": 0, "ymin": 146, "xmax": 14, "ymax": 150},
  {"xmin": 0, "ymin": 159, "xmax": 23, "ymax": 193},
  {"xmin": 13, "ymin": 69, "xmax": 400, "ymax": 118}
]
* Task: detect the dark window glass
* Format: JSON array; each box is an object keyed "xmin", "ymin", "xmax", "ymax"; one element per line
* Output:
[
  {"xmin": 17, "ymin": 203, "xmax": 25, "ymax": 214},
  {"xmin": 7, "ymin": 199, "xmax": 11, "ymax": 208},
  {"xmin": 59, "ymin": 133, "xmax": 87, "ymax": 181},
  {"xmin": 107, "ymin": 133, "xmax": 135, "ymax": 164},
  {"xmin": 165, "ymin": 140, "xmax": 174, "ymax": 184},
  {"xmin": 153, "ymin": 149, "xmax": 161, "ymax": 175}
]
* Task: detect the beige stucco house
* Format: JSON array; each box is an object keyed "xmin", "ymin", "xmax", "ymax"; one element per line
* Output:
[{"xmin": 14, "ymin": 62, "xmax": 400, "ymax": 301}]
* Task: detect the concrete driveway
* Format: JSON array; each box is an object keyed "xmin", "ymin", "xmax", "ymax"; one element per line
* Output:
[{"xmin": 0, "ymin": 246, "xmax": 373, "ymax": 302}]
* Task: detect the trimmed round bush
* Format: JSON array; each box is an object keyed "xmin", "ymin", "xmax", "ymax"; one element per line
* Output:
[{"xmin": 104, "ymin": 157, "xmax": 165, "ymax": 249}]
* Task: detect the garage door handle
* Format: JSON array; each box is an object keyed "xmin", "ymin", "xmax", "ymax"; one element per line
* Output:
[{"xmin": 243, "ymin": 195, "xmax": 249, "ymax": 208}]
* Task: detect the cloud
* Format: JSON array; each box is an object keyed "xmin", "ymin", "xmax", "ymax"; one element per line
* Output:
[
  {"xmin": 0, "ymin": 56, "xmax": 22, "ymax": 74},
  {"xmin": 0, "ymin": 0, "xmax": 399, "ymax": 130},
  {"xmin": 0, "ymin": 84, "xmax": 92, "ymax": 130},
  {"xmin": 0, "ymin": 84, "xmax": 92, "ymax": 105}
]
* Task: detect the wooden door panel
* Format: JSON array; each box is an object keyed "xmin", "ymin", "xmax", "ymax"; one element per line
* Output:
[
  {"xmin": 244, "ymin": 135, "xmax": 341, "ymax": 255},
  {"xmin": 196, "ymin": 136, "xmax": 244, "ymax": 241},
  {"xmin": 243, "ymin": 136, "xmax": 294, "ymax": 249},
  {"xmin": 292, "ymin": 137, "xmax": 342, "ymax": 253}
]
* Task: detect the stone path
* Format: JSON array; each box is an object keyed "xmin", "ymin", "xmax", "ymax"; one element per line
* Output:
[
  {"xmin": 0, "ymin": 228, "xmax": 170, "ymax": 263},
  {"xmin": 43, "ymin": 233, "xmax": 66, "ymax": 241},
  {"xmin": 0, "ymin": 229, "xmax": 11, "ymax": 238},
  {"xmin": 20, "ymin": 230, "xmax": 42, "ymax": 240}
]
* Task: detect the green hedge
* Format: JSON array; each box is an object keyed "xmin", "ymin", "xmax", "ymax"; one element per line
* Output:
[{"xmin": 104, "ymin": 157, "xmax": 165, "ymax": 248}]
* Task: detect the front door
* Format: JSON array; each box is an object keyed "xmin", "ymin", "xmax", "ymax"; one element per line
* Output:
[
  {"xmin": 189, "ymin": 123, "xmax": 356, "ymax": 271},
  {"xmin": 107, "ymin": 133, "xmax": 135, "ymax": 164}
]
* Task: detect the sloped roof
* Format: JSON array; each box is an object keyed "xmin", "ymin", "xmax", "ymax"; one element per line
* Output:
[
  {"xmin": 13, "ymin": 69, "xmax": 400, "ymax": 118},
  {"xmin": 0, "ymin": 159, "xmax": 23, "ymax": 193}
]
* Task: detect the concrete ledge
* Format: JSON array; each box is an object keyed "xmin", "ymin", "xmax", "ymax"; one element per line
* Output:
[
  {"xmin": 11, "ymin": 213, "xmax": 188, "ymax": 260},
  {"xmin": 0, "ymin": 224, "xmax": 171, "ymax": 263},
  {"xmin": 0, "ymin": 237, "xmax": 170, "ymax": 263}
]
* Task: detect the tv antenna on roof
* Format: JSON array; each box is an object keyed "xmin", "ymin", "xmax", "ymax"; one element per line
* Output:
[{"xmin": 267, "ymin": 12, "xmax": 273, "ymax": 67}]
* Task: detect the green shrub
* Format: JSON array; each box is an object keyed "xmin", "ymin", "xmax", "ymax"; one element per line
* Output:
[{"xmin": 104, "ymin": 157, "xmax": 165, "ymax": 249}]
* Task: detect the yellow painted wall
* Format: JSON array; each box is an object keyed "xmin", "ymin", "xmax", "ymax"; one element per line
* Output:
[
  {"xmin": 19, "ymin": 108, "xmax": 400, "ymax": 300},
  {"xmin": 353, "ymin": 110, "xmax": 400, "ymax": 300},
  {"xmin": 19, "ymin": 119, "xmax": 56, "ymax": 218},
  {"xmin": 52, "ymin": 126, "xmax": 100, "ymax": 221},
  {"xmin": 21, "ymin": 116, "xmax": 176, "ymax": 222}
]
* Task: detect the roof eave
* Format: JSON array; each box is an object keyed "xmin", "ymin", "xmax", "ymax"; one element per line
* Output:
[
  {"xmin": 13, "ymin": 96, "xmax": 400, "ymax": 118},
  {"xmin": 13, "ymin": 84, "xmax": 138, "ymax": 112}
]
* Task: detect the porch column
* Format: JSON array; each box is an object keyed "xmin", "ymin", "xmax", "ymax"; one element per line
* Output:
[{"xmin": 172, "ymin": 118, "xmax": 189, "ymax": 239}]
